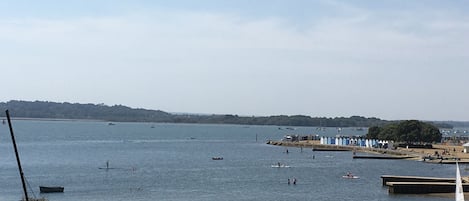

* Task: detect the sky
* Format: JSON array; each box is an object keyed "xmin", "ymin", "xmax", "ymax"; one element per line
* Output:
[{"xmin": 0, "ymin": 0, "xmax": 468, "ymax": 121}]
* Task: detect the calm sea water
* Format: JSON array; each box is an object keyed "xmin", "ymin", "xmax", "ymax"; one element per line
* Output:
[{"xmin": 0, "ymin": 120, "xmax": 462, "ymax": 201}]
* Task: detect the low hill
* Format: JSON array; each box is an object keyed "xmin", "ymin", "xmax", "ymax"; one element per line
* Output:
[
  {"xmin": 0, "ymin": 100, "xmax": 454, "ymax": 128},
  {"xmin": 0, "ymin": 100, "xmax": 173, "ymax": 122}
]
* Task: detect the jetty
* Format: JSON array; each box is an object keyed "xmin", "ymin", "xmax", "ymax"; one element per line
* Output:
[
  {"xmin": 422, "ymin": 158, "xmax": 469, "ymax": 164},
  {"xmin": 382, "ymin": 175, "xmax": 469, "ymax": 194},
  {"xmin": 382, "ymin": 175, "xmax": 457, "ymax": 186},
  {"xmin": 353, "ymin": 155, "xmax": 414, "ymax": 160},
  {"xmin": 387, "ymin": 182, "xmax": 469, "ymax": 194}
]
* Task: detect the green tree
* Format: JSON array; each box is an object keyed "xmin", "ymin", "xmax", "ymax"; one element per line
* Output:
[
  {"xmin": 397, "ymin": 120, "xmax": 422, "ymax": 143},
  {"xmin": 379, "ymin": 124, "xmax": 398, "ymax": 141},
  {"xmin": 366, "ymin": 120, "xmax": 441, "ymax": 143},
  {"xmin": 367, "ymin": 126, "xmax": 381, "ymax": 139}
]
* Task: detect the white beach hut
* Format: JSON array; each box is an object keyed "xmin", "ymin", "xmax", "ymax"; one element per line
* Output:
[{"xmin": 463, "ymin": 142, "xmax": 469, "ymax": 153}]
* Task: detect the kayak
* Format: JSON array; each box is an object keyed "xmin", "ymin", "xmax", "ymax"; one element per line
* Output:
[{"xmin": 342, "ymin": 175, "xmax": 359, "ymax": 179}]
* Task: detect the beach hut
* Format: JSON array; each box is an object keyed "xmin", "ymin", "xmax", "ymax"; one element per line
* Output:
[
  {"xmin": 463, "ymin": 143, "xmax": 469, "ymax": 153},
  {"xmin": 360, "ymin": 139, "xmax": 366, "ymax": 147}
]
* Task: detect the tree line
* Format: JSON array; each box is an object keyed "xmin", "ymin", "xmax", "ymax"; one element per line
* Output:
[{"xmin": 0, "ymin": 100, "xmax": 454, "ymax": 128}]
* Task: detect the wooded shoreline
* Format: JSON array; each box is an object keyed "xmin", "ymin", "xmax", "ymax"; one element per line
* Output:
[{"xmin": 0, "ymin": 100, "xmax": 459, "ymax": 128}]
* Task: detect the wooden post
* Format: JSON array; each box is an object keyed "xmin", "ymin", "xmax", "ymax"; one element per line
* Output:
[{"xmin": 6, "ymin": 110, "xmax": 29, "ymax": 201}]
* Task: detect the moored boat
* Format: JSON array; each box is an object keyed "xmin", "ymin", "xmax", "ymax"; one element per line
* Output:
[
  {"xmin": 39, "ymin": 186, "xmax": 64, "ymax": 193},
  {"xmin": 271, "ymin": 163, "xmax": 290, "ymax": 168},
  {"xmin": 343, "ymin": 172, "xmax": 359, "ymax": 179},
  {"xmin": 342, "ymin": 175, "xmax": 360, "ymax": 179}
]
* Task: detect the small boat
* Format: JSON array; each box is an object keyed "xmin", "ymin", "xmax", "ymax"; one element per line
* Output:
[
  {"xmin": 212, "ymin": 157, "xmax": 223, "ymax": 160},
  {"xmin": 342, "ymin": 175, "xmax": 360, "ymax": 179},
  {"xmin": 342, "ymin": 172, "xmax": 359, "ymax": 179},
  {"xmin": 21, "ymin": 197, "xmax": 47, "ymax": 201},
  {"xmin": 21, "ymin": 198, "xmax": 47, "ymax": 201},
  {"xmin": 39, "ymin": 186, "xmax": 64, "ymax": 193},
  {"xmin": 271, "ymin": 164, "xmax": 290, "ymax": 168}
]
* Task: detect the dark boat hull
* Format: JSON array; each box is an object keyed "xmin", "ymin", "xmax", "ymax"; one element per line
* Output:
[{"xmin": 39, "ymin": 186, "xmax": 64, "ymax": 193}]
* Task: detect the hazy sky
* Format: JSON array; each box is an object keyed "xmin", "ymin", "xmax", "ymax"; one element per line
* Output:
[{"xmin": 1, "ymin": 0, "xmax": 468, "ymax": 121}]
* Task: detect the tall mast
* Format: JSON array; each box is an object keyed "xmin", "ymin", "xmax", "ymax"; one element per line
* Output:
[{"xmin": 6, "ymin": 110, "xmax": 29, "ymax": 201}]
